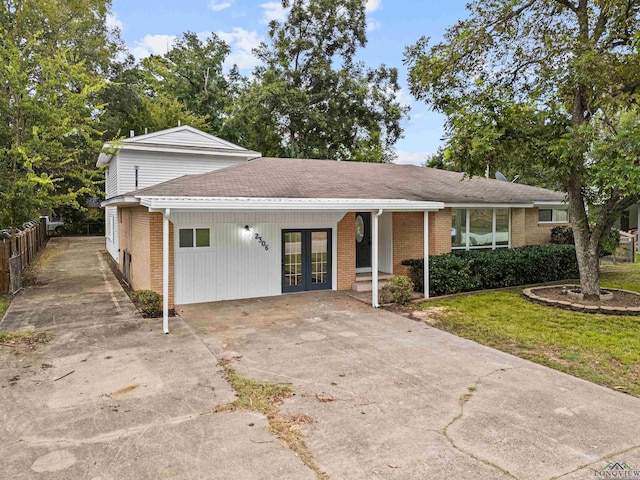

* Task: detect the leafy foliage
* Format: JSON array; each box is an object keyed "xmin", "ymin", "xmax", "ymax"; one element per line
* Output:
[
  {"xmin": 0, "ymin": 0, "xmax": 121, "ymax": 228},
  {"xmin": 550, "ymin": 225, "xmax": 620, "ymax": 257},
  {"xmin": 402, "ymin": 245, "xmax": 579, "ymax": 296},
  {"xmin": 380, "ymin": 275, "xmax": 415, "ymax": 305},
  {"xmin": 131, "ymin": 290, "xmax": 162, "ymax": 318},
  {"xmin": 405, "ymin": 0, "xmax": 640, "ymax": 294},
  {"xmin": 226, "ymin": 0, "xmax": 408, "ymax": 162}
]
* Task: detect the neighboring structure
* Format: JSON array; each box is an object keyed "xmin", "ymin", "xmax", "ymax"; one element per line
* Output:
[
  {"xmin": 99, "ymin": 126, "xmax": 568, "ymax": 333},
  {"xmin": 97, "ymin": 126, "xmax": 260, "ymax": 261}
]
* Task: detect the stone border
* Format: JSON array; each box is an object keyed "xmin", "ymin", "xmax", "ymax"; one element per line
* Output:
[{"xmin": 523, "ymin": 285, "xmax": 640, "ymax": 315}]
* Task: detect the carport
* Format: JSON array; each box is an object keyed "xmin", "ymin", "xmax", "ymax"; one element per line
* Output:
[{"xmin": 138, "ymin": 196, "xmax": 443, "ymax": 333}]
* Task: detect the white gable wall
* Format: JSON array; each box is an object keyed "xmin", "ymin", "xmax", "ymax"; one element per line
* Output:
[
  {"xmin": 116, "ymin": 150, "xmax": 246, "ymax": 196},
  {"xmin": 128, "ymin": 129, "xmax": 245, "ymax": 150}
]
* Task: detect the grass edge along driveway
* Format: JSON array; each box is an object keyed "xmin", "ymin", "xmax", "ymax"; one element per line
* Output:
[{"xmin": 414, "ymin": 260, "xmax": 640, "ymax": 397}]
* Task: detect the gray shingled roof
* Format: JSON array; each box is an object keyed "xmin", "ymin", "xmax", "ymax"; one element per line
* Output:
[{"xmin": 125, "ymin": 157, "xmax": 565, "ymax": 204}]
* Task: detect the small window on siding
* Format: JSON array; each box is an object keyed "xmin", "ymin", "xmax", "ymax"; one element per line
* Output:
[
  {"xmin": 195, "ymin": 228, "xmax": 210, "ymax": 247},
  {"xmin": 179, "ymin": 229, "xmax": 194, "ymax": 248},
  {"xmin": 179, "ymin": 228, "xmax": 210, "ymax": 248}
]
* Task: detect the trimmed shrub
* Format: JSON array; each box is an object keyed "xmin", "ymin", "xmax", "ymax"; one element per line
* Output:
[
  {"xmin": 402, "ymin": 244, "xmax": 579, "ymax": 296},
  {"xmin": 380, "ymin": 275, "xmax": 414, "ymax": 305},
  {"xmin": 131, "ymin": 290, "xmax": 162, "ymax": 317}
]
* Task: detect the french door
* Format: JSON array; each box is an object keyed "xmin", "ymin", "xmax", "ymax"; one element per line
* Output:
[{"xmin": 282, "ymin": 229, "xmax": 332, "ymax": 293}]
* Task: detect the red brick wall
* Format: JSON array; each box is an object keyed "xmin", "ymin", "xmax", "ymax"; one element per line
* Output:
[
  {"xmin": 149, "ymin": 212, "xmax": 175, "ymax": 307},
  {"xmin": 429, "ymin": 208, "xmax": 452, "ymax": 256},
  {"xmin": 392, "ymin": 212, "xmax": 424, "ymax": 275},
  {"xmin": 337, "ymin": 213, "xmax": 356, "ymax": 290},
  {"xmin": 117, "ymin": 207, "xmax": 175, "ymax": 307}
]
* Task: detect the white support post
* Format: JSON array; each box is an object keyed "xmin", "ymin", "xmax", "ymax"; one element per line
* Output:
[
  {"xmin": 424, "ymin": 211, "xmax": 430, "ymax": 299},
  {"xmin": 163, "ymin": 209, "xmax": 170, "ymax": 334},
  {"xmin": 372, "ymin": 210, "xmax": 382, "ymax": 308}
]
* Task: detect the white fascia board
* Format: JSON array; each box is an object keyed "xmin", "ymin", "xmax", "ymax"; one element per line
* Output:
[
  {"xmin": 532, "ymin": 200, "xmax": 568, "ymax": 207},
  {"xmin": 138, "ymin": 196, "xmax": 445, "ymax": 212},
  {"xmin": 101, "ymin": 196, "xmax": 140, "ymax": 208},
  {"xmin": 445, "ymin": 203, "xmax": 534, "ymax": 208},
  {"xmin": 117, "ymin": 143, "xmax": 261, "ymax": 158}
]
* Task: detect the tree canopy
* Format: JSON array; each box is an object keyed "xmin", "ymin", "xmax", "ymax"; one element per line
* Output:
[
  {"xmin": 406, "ymin": 0, "xmax": 640, "ymax": 295},
  {"xmin": 0, "ymin": 0, "xmax": 121, "ymax": 228},
  {"xmin": 225, "ymin": 0, "xmax": 408, "ymax": 162}
]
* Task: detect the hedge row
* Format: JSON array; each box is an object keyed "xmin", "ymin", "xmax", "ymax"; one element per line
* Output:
[{"xmin": 401, "ymin": 244, "xmax": 580, "ymax": 297}]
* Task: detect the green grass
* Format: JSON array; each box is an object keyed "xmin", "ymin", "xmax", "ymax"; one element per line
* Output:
[
  {"xmin": 0, "ymin": 295, "xmax": 9, "ymax": 321},
  {"xmin": 417, "ymin": 260, "xmax": 640, "ymax": 397}
]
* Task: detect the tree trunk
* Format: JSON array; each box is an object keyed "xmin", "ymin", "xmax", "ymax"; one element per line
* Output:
[
  {"xmin": 566, "ymin": 177, "xmax": 601, "ymax": 298},
  {"xmin": 574, "ymin": 241, "xmax": 600, "ymax": 298}
]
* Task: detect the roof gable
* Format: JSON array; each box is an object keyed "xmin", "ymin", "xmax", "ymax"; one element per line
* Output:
[{"xmin": 122, "ymin": 125, "xmax": 248, "ymax": 151}]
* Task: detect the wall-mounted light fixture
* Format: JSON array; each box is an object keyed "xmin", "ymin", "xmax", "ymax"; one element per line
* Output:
[{"xmin": 244, "ymin": 225, "xmax": 251, "ymax": 232}]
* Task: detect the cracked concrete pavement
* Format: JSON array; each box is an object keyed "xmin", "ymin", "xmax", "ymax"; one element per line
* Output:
[
  {"xmin": 0, "ymin": 237, "xmax": 314, "ymax": 480},
  {"xmin": 179, "ymin": 292, "xmax": 640, "ymax": 480},
  {"xmin": 3, "ymin": 236, "xmax": 640, "ymax": 479}
]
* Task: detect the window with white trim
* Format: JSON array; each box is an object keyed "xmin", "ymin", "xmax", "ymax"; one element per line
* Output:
[
  {"xmin": 179, "ymin": 228, "xmax": 210, "ymax": 248},
  {"xmin": 538, "ymin": 208, "xmax": 569, "ymax": 223},
  {"xmin": 451, "ymin": 208, "xmax": 511, "ymax": 250}
]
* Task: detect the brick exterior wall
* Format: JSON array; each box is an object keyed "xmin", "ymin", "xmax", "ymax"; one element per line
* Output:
[
  {"xmin": 510, "ymin": 208, "xmax": 526, "ymax": 248},
  {"xmin": 429, "ymin": 208, "xmax": 452, "ymax": 256},
  {"xmin": 118, "ymin": 207, "xmax": 152, "ymax": 291},
  {"xmin": 392, "ymin": 212, "xmax": 424, "ymax": 275},
  {"xmin": 337, "ymin": 212, "xmax": 356, "ymax": 290},
  {"xmin": 149, "ymin": 212, "xmax": 175, "ymax": 307},
  {"xmin": 391, "ymin": 210, "xmax": 453, "ymax": 276},
  {"xmin": 524, "ymin": 207, "xmax": 565, "ymax": 246},
  {"xmin": 118, "ymin": 207, "xmax": 175, "ymax": 307}
]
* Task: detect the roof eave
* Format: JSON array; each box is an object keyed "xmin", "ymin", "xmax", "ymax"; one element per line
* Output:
[
  {"xmin": 137, "ymin": 196, "xmax": 445, "ymax": 212},
  {"xmin": 101, "ymin": 196, "xmax": 141, "ymax": 208}
]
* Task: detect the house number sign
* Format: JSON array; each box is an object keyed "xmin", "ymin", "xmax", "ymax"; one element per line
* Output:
[{"xmin": 254, "ymin": 233, "xmax": 269, "ymax": 251}]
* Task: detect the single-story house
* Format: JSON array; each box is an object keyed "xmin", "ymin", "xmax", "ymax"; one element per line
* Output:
[{"xmin": 99, "ymin": 126, "xmax": 568, "ymax": 333}]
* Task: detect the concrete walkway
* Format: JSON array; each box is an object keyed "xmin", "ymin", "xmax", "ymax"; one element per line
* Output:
[
  {"xmin": 179, "ymin": 292, "xmax": 640, "ymax": 480},
  {"xmin": 0, "ymin": 237, "xmax": 313, "ymax": 479}
]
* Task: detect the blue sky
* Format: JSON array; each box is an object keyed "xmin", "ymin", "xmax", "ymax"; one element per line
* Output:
[{"xmin": 108, "ymin": 0, "xmax": 469, "ymax": 164}]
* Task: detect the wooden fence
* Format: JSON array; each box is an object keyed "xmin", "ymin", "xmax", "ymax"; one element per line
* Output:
[{"xmin": 0, "ymin": 221, "xmax": 45, "ymax": 294}]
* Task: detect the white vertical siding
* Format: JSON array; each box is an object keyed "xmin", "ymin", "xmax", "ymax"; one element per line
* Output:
[
  {"xmin": 105, "ymin": 206, "xmax": 119, "ymax": 261},
  {"xmin": 116, "ymin": 151, "xmax": 246, "ymax": 195},
  {"xmin": 379, "ymin": 212, "xmax": 393, "ymax": 273},
  {"xmin": 171, "ymin": 211, "xmax": 344, "ymax": 304},
  {"xmin": 105, "ymin": 157, "xmax": 118, "ymax": 199}
]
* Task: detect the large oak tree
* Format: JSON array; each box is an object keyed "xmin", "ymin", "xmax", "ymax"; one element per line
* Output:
[{"xmin": 406, "ymin": 0, "xmax": 640, "ymax": 296}]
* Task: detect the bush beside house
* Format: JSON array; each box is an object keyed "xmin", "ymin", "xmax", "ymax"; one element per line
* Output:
[{"xmin": 402, "ymin": 244, "xmax": 579, "ymax": 296}]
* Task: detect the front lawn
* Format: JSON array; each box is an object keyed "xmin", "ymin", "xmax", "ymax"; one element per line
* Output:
[{"xmin": 417, "ymin": 260, "xmax": 640, "ymax": 397}]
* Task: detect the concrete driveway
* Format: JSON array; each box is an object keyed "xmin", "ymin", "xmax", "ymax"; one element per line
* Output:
[
  {"xmin": 0, "ymin": 237, "xmax": 313, "ymax": 480},
  {"xmin": 179, "ymin": 292, "xmax": 640, "ymax": 480}
]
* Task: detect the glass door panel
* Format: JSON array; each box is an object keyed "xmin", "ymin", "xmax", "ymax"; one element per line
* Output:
[
  {"xmin": 284, "ymin": 231, "xmax": 303, "ymax": 289},
  {"xmin": 282, "ymin": 229, "xmax": 331, "ymax": 292},
  {"xmin": 310, "ymin": 231, "xmax": 328, "ymax": 285}
]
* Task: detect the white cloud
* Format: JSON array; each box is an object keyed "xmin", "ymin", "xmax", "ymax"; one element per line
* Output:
[
  {"xmin": 367, "ymin": 19, "xmax": 381, "ymax": 32},
  {"xmin": 260, "ymin": 2, "xmax": 288, "ymax": 23},
  {"xmin": 394, "ymin": 150, "xmax": 432, "ymax": 166},
  {"xmin": 131, "ymin": 34, "xmax": 177, "ymax": 60},
  {"xmin": 105, "ymin": 12, "xmax": 123, "ymax": 31},
  {"xmin": 366, "ymin": 0, "xmax": 381, "ymax": 13},
  {"xmin": 208, "ymin": 0, "xmax": 232, "ymax": 11},
  {"xmin": 395, "ymin": 88, "xmax": 414, "ymax": 108},
  {"xmin": 217, "ymin": 27, "xmax": 263, "ymax": 70}
]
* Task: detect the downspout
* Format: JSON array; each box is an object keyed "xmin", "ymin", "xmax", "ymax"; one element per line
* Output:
[
  {"xmin": 424, "ymin": 211, "xmax": 430, "ymax": 299},
  {"xmin": 163, "ymin": 208, "xmax": 171, "ymax": 334},
  {"xmin": 372, "ymin": 209, "xmax": 383, "ymax": 308}
]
